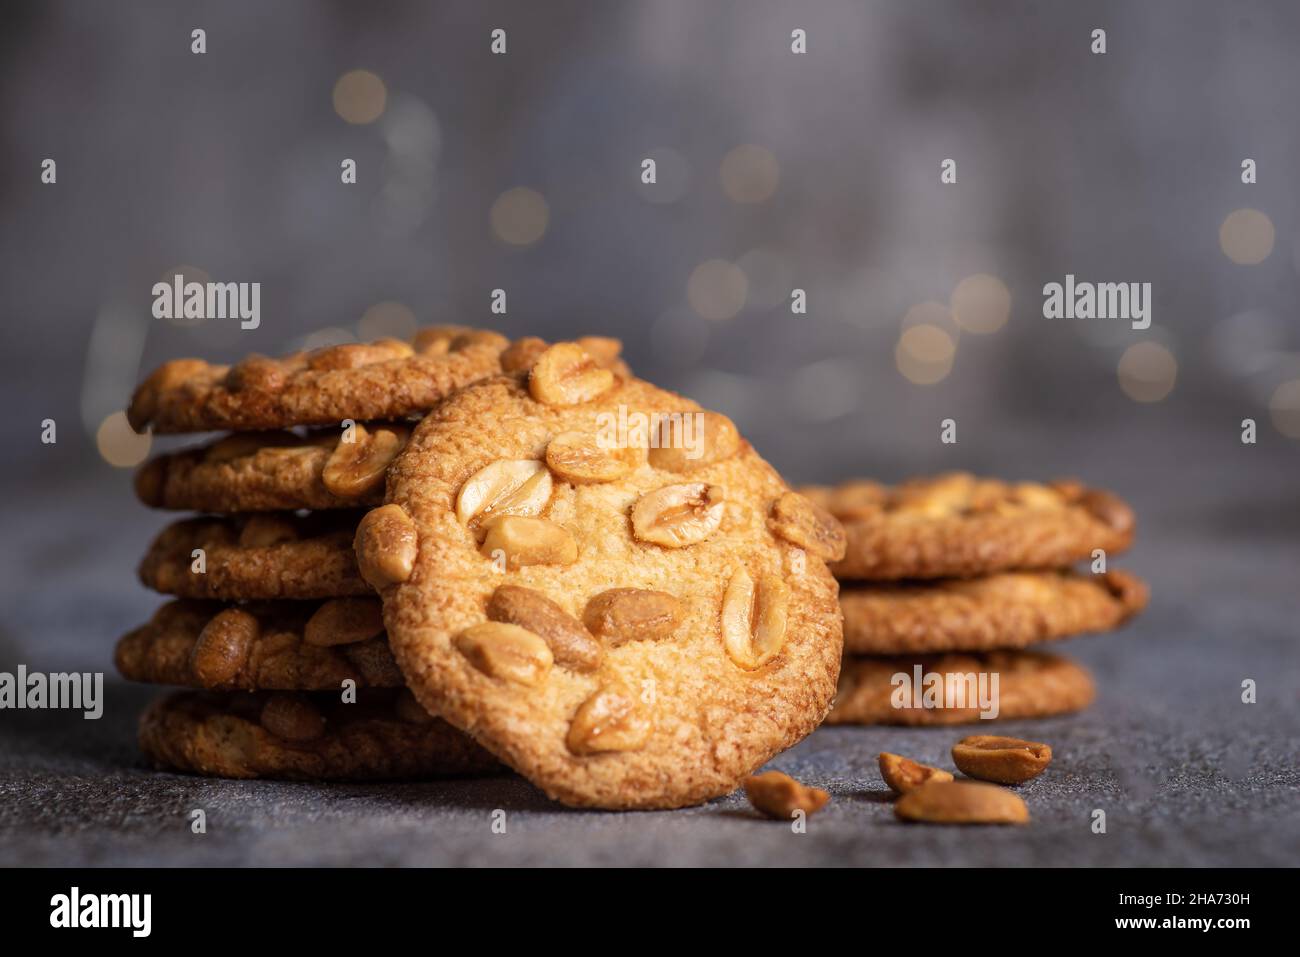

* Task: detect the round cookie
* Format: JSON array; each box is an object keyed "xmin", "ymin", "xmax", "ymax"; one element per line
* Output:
[
  {"xmin": 135, "ymin": 424, "xmax": 410, "ymax": 513},
  {"xmin": 802, "ymin": 473, "xmax": 1135, "ymax": 581},
  {"xmin": 356, "ymin": 342, "xmax": 846, "ymax": 809},
  {"xmin": 127, "ymin": 326, "xmax": 507, "ymax": 434},
  {"xmin": 138, "ymin": 689, "xmax": 498, "ymax": 781},
  {"xmin": 840, "ymin": 569, "xmax": 1148, "ymax": 654},
  {"xmin": 138, "ymin": 513, "xmax": 368, "ymax": 600},
  {"xmin": 115, "ymin": 599, "xmax": 402, "ymax": 691},
  {"xmin": 826, "ymin": 650, "xmax": 1095, "ymax": 726}
]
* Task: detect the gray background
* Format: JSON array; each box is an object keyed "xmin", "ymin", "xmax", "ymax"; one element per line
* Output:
[{"xmin": 0, "ymin": 1, "xmax": 1297, "ymax": 866}]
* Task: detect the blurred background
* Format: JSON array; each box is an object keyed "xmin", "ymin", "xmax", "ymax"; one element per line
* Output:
[{"xmin": 1, "ymin": 0, "xmax": 1298, "ymax": 669}]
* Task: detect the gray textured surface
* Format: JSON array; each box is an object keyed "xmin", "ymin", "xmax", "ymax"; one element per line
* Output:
[{"xmin": 1, "ymin": 426, "xmax": 1298, "ymax": 867}]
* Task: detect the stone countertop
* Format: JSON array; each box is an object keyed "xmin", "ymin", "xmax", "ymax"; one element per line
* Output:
[{"xmin": 2, "ymin": 443, "xmax": 1298, "ymax": 867}]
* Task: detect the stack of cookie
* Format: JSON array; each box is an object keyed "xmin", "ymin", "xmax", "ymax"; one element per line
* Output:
[
  {"xmin": 800, "ymin": 474, "xmax": 1147, "ymax": 726},
  {"xmin": 116, "ymin": 334, "xmax": 847, "ymax": 808},
  {"xmin": 115, "ymin": 326, "xmax": 514, "ymax": 780}
]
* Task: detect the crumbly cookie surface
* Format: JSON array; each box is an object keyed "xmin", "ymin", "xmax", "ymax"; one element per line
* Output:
[
  {"xmin": 134, "ymin": 425, "xmax": 410, "ymax": 513},
  {"xmin": 138, "ymin": 689, "xmax": 497, "ymax": 781},
  {"xmin": 802, "ymin": 473, "xmax": 1135, "ymax": 580},
  {"xmin": 826, "ymin": 650, "xmax": 1095, "ymax": 726},
  {"xmin": 127, "ymin": 327, "xmax": 507, "ymax": 434},
  {"xmin": 365, "ymin": 348, "xmax": 844, "ymax": 809},
  {"xmin": 840, "ymin": 569, "xmax": 1148, "ymax": 654},
  {"xmin": 115, "ymin": 599, "xmax": 402, "ymax": 691},
  {"xmin": 138, "ymin": 513, "xmax": 369, "ymax": 600}
]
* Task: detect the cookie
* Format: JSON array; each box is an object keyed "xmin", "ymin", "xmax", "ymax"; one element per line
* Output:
[
  {"xmin": 357, "ymin": 342, "xmax": 845, "ymax": 809},
  {"xmin": 115, "ymin": 599, "xmax": 403, "ymax": 691},
  {"xmin": 138, "ymin": 689, "xmax": 498, "ymax": 781},
  {"xmin": 826, "ymin": 650, "xmax": 1095, "ymax": 726},
  {"xmin": 135, "ymin": 424, "xmax": 411, "ymax": 513},
  {"xmin": 138, "ymin": 513, "xmax": 369, "ymax": 600},
  {"xmin": 801, "ymin": 473, "xmax": 1136, "ymax": 580},
  {"xmin": 840, "ymin": 569, "xmax": 1148, "ymax": 654},
  {"xmin": 127, "ymin": 326, "xmax": 508, "ymax": 434}
]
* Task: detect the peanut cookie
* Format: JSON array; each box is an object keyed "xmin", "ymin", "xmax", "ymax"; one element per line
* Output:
[
  {"xmin": 801, "ymin": 473, "xmax": 1135, "ymax": 580},
  {"xmin": 840, "ymin": 569, "xmax": 1147, "ymax": 654},
  {"xmin": 138, "ymin": 689, "xmax": 497, "ymax": 781},
  {"xmin": 138, "ymin": 513, "xmax": 369, "ymax": 600},
  {"xmin": 127, "ymin": 326, "xmax": 508, "ymax": 434},
  {"xmin": 115, "ymin": 599, "xmax": 402, "ymax": 691},
  {"xmin": 826, "ymin": 650, "xmax": 1094, "ymax": 726},
  {"xmin": 135, "ymin": 424, "xmax": 410, "ymax": 513},
  {"xmin": 358, "ymin": 343, "xmax": 845, "ymax": 809}
]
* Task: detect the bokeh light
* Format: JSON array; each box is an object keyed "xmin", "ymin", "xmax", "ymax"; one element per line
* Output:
[
  {"xmin": 720, "ymin": 145, "xmax": 779, "ymax": 204},
  {"xmin": 490, "ymin": 187, "xmax": 549, "ymax": 246},
  {"xmin": 687, "ymin": 259, "xmax": 748, "ymax": 320},
  {"xmin": 358, "ymin": 301, "xmax": 418, "ymax": 341},
  {"xmin": 1219, "ymin": 208, "xmax": 1274, "ymax": 265},
  {"xmin": 1117, "ymin": 341, "xmax": 1178, "ymax": 402},
  {"xmin": 96, "ymin": 411, "xmax": 151, "ymax": 468},
  {"xmin": 950, "ymin": 273, "xmax": 1011, "ymax": 334},
  {"xmin": 333, "ymin": 70, "xmax": 387, "ymax": 124},
  {"xmin": 895, "ymin": 323, "xmax": 956, "ymax": 384},
  {"xmin": 1269, "ymin": 379, "xmax": 1300, "ymax": 438}
]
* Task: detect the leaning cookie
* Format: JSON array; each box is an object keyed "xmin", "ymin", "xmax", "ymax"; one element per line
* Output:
[
  {"xmin": 841, "ymin": 569, "xmax": 1148, "ymax": 655},
  {"xmin": 138, "ymin": 689, "xmax": 498, "ymax": 781},
  {"xmin": 135, "ymin": 424, "xmax": 410, "ymax": 513},
  {"xmin": 802, "ymin": 473, "xmax": 1135, "ymax": 580},
  {"xmin": 356, "ymin": 342, "xmax": 846, "ymax": 809},
  {"xmin": 138, "ymin": 513, "xmax": 369, "ymax": 600},
  {"xmin": 115, "ymin": 599, "xmax": 403, "ymax": 691},
  {"xmin": 825, "ymin": 650, "xmax": 1095, "ymax": 726},
  {"xmin": 127, "ymin": 326, "xmax": 507, "ymax": 434}
]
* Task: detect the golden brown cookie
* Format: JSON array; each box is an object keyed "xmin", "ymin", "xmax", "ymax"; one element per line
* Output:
[
  {"xmin": 138, "ymin": 689, "xmax": 498, "ymax": 781},
  {"xmin": 358, "ymin": 343, "xmax": 845, "ymax": 809},
  {"xmin": 135, "ymin": 424, "xmax": 411, "ymax": 513},
  {"xmin": 115, "ymin": 599, "xmax": 403, "ymax": 691},
  {"xmin": 127, "ymin": 326, "xmax": 508, "ymax": 434},
  {"xmin": 138, "ymin": 513, "xmax": 369, "ymax": 600},
  {"xmin": 840, "ymin": 569, "xmax": 1148, "ymax": 654},
  {"xmin": 826, "ymin": 650, "xmax": 1095, "ymax": 726},
  {"xmin": 802, "ymin": 473, "xmax": 1135, "ymax": 580}
]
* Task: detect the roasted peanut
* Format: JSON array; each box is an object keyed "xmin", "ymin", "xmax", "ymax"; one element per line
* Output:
[
  {"xmin": 894, "ymin": 779, "xmax": 1029, "ymax": 824},
  {"xmin": 545, "ymin": 431, "xmax": 643, "ymax": 484},
  {"xmin": 529, "ymin": 342, "xmax": 615, "ymax": 406},
  {"xmin": 582, "ymin": 588, "xmax": 684, "ymax": 646},
  {"xmin": 353, "ymin": 504, "xmax": 419, "ymax": 588},
  {"xmin": 647, "ymin": 411, "xmax": 740, "ymax": 472},
  {"xmin": 487, "ymin": 585, "xmax": 601, "ymax": 671},
  {"xmin": 566, "ymin": 686, "xmax": 651, "ymax": 754},
  {"xmin": 455, "ymin": 459, "xmax": 552, "ymax": 528},
  {"xmin": 743, "ymin": 771, "xmax": 831, "ymax": 819},
  {"xmin": 480, "ymin": 515, "xmax": 578, "ymax": 567},
  {"xmin": 768, "ymin": 491, "xmax": 847, "ymax": 561},
  {"xmin": 878, "ymin": 752, "xmax": 954, "ymax": 795},
  {"xmin": 304, "ymin": 598, "xmax": 385, "ymax": 647},
  {"xmin": 721, "ymin": 568, "xmax": 790, "ymax": 670},
  {"xmin": 453, "ymin": 622, "xmax": 553, "ymax": 686},
  {"xmin": 631, "ymin": 483, "xmax": 725, "ymax": 548},
  {"xmin": 259, "ymin": 693, "xmax": 326, "ymax": 742},
  {"xmin": 951, "ymin": 735, "xmax": 1052, "ymax": 785}
]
